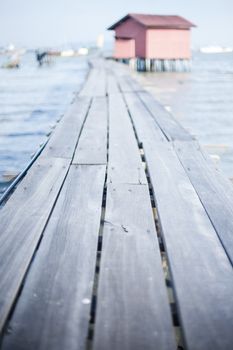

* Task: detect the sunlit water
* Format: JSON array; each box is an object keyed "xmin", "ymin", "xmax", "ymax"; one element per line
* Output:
[
  {"xmin": 0, "ymin": 53, "xmax": 88, "ymax": 194},
  {"xmin": 135, "ymin": 52, "xmax": 233, "ymax": 180}
]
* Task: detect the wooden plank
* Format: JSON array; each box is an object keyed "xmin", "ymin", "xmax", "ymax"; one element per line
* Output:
[
  {"xmin": 124, "ymin": 92, "xmax": 167, "ymax": 144},
  {"xmin": 73, "ymin": 97, "xmax": 107, "ymax": 164},
  {"xmin": 107, "ymin": 61, "xmax": 134, "ymax": 92},
  {"xmin": 125, "ymin": 84, "xmax": 233, "ymax": 350},
  {"xmin": 108, "ymin": 93, "xmax": 147, "ymax": 184},
  {"xmin": 90, "ymin": 58, "xmax": 106, "ymax": 70},
  {"xmin": 107, "ymin": 61, "xmax": 143, "ymax": 92},
  {"xmin": 80, "ymin": 68, "xmax": 106, "ymax": 97},
  {"xmin": 116, "ymin": 75, "xmax": 134, "ymax": 93},
  {"xmin": 1, "ymin": 165, "xmax": 106, "ymax": 350},
  {"xmin": 42, "ymin": 97, "xmax": 91, "ymax": 158},
  {"xmin": 0, "ymin": 157, "xmax": 70, "ymax": 333},
  {"xmin": 106, "ymin": 73, "xmax": 120, "ymax": 94},
  {"xmin": 93, "ymin": 184, "xmax": 176, "ymax": 350},
  {"xmin": 174, "ymin": 140, "xmax": 233, "ymax": 265},
  {"xmin": 198, "ymin": 143, "xmax": 233, "ymax": 200},
  {"xmin": 106, "ymin": 59, "xmax": 127, "ymax": 75},
  {"xmin": 95, "ymin": 69, "xmax": 107, "ymax": 97},
  {"xmin": 143, "ymin": 141, "xmax": 233, "ymax": 350},
  {"xmin": 121, "ymin": 74, "xmax": 144, "ymax": 92},
  {"xmin": 138, "ymin": 91, "xmax": 193, "ymax": 141},
  {"xmin": 181, "ymin": 141, "xmax": 233, "ymax": 201},
  {"xmin": 79, "ymin": 69, "xmax": 99, "ymax": 97}
]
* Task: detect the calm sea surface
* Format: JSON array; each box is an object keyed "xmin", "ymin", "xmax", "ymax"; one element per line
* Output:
[
  {"xmin": 0, "ymin": 53, "xmax": 88, "ymax": 194},
  {"xmin": 0, "ymin": 52, "xmax": 233, "ymax": 196},
  {"xmin": 135, "ymin": 52, "xmax": 233, "ymax": 180}
]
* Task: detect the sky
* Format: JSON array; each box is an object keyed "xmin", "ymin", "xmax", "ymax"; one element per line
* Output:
[{"xmin": 0, "ymin": 0, "xmax": 233, "ymax": 48}]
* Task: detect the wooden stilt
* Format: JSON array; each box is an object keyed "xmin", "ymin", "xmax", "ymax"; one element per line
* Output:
[
  {"xmin": 129, "ymin": 57, "xmax": 192, "ymax": 73},
  {"xmin": 146, "ymin": 59, "xmax": 151, "ymax": 72}
]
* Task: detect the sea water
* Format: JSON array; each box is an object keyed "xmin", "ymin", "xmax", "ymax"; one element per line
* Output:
[
  {"xmin": 0, "ymin": 53, "xmax": 88, "ymax": 194},
  {"xmin": 135, "ymin": 52, "xmax": 233, "ymax": 180}
]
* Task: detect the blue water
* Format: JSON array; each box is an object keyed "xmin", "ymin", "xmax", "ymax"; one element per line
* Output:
[
  {"xmin": 0, "ymin": 53, "xmax": 88, "ymax": 194},
  {"xmin": 138, "ymin": 52, "xmax": 233, "ymax": 180}
]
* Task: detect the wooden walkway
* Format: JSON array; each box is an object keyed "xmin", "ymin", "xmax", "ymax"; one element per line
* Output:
[{"xmin": 0, "ymin": 58, "xmax": 233, "ymax": 350}]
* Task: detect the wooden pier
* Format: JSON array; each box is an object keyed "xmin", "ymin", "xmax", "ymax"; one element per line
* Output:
[{"xmin": 0, "ymin": 58, "xmax": 233, "ymax": 350}]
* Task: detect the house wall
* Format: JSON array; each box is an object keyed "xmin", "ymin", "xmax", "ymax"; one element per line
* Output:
[
  {"xmin": 114, "ymin": 18, "xmax": 146, "ymax": 57},
  {"xmin": 114, "ymin": 38, "xmax": 135, "ymax": 59},
  {"xmin": 146, "ymin": 29, "xmax": 191, "ymax": 59}
]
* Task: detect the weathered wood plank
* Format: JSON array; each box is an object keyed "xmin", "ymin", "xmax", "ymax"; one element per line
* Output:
[
  {"xmin": 124, "ymin": 80, "xmax": 233, "ymax": 348},
  {"xmin": 79, "ymin": 69, "xmax": 99, "ymax": 97},
  {"xmin": 73, "ymin": 97, "xmax": 107, "ymax": 164},
  {"xmin": 174, "ymin": 140, "xmax": 233, "ymax": 265},
  {"xmin": 1, "ymin": 164, "xmax": 106, "ymax": 350},
  {"xmin": 108, "ymin": 93, "xmax": 147, "ymax": 184},
  {"xmin": 107, "ymin": 60, "xmax": 143, "ymax": 92},
  {"xmin": 93, "ymin": 184, "xmax": 176, "ymax": 350},
  {"xmin": 107, "ymin": 73, "xmax": 120, "ymax": 94},
  {"xmin": 198, "ymin": 143, "xmax": 233, "ymax": 200},
  {"xmin": 120, "ymin": 74, "xmax": 143, "ymax": 92},
  {"xmin": 143, "ymin": 141, "xmax": 233, "ymax": 350},
  {"xmin": 94, "ymin": 69, "xmax": 107, "ymax": 97},
  {"xmin": 117, "ymin": 75, "xmax": 134, "ymax": 93},
  {"xmin": 138, "ymin": 91, "xmax": 193, "ymax": 141},
  {"xmin": 106, "ymin": 59, "xmax": 127, "ymax": 75},
  {"xmin": 0, "ymin": 157, "xmax": 70, "ymax": 333},
  {"xmin": 42, "ymin": 97, "xmax": 91, "ymax": 158},
  {"xmin": 106, "ymin": 60, "xmax": 133, "ymax": 92},
  {"xmin": 124, "ymin": 92, "xmax": 167, "ymax": 144},
  {"xmin": 80, "ymin": 68, "xmax": 106, "ymax": 97}
]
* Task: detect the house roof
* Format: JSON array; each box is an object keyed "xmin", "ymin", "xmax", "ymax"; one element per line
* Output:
[{"xmin": 108, "ymin": 13, "xmax": 196, "ymax": 30}]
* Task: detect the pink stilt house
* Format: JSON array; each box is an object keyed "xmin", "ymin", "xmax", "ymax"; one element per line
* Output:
[{"xmin": 108, "ymin": 13, "xmax": 196, "ymax": 71}]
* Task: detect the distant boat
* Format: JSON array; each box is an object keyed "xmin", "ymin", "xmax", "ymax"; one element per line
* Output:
[{"xmin": 200, "ymin": 46, "xmax": 233, "ymax": 54}]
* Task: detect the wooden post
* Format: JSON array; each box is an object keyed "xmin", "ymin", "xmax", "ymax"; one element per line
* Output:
[
  {"xmin": 146, "ymin": 59, "xmax": 151, "ymax": 72},
  {"xmin": 129, "ymin": 59, "xmax": 136, "ymax": 70},
  {"xmin": 133, "ymin": 57, "xmax": 192, "ymax": 73}
]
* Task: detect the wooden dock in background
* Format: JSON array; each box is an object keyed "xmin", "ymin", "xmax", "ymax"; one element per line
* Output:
[{"xmin": 0, "ymin": 58, "xmax": 233, "ymax": 350}]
